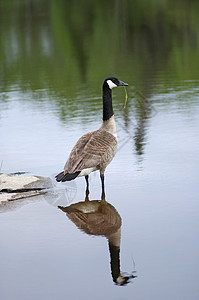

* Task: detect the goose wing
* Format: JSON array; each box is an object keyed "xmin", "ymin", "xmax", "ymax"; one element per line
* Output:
[{"xmin": 64, "ymin": 130, "xmax": 117, "ymax": 174}]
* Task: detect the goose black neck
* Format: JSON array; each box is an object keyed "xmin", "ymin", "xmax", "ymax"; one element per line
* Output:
[
  {"xmin": 103, "ymin": 83, "xmax": 114, "ymax": 121},
  {"xmin": 109, "ymin": 243, "xmax": 120, "ymax": 283}
]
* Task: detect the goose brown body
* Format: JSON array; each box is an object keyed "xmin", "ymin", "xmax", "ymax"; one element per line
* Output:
[{"xmin": 64, "ymin": 120, "xmax": 117, "ymax": 175}]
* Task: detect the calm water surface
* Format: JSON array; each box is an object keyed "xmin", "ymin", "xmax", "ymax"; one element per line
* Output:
[{"xmin": 1, "ymin": 1, "xmax": 199, "ymax": 300}]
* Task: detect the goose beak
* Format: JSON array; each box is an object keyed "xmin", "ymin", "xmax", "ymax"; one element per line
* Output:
[{"xmin": 118, "ymin": 80, "xmax": 128, "ymax": 86}]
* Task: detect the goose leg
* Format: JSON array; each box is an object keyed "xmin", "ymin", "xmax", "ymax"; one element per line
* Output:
[
  {"xmin": 100, "ymin": 173, "xmax": 105, "ymax": 200},
  {"xmin": 85, "ymin": 175, "xmax": 89, "ymax": 201}
]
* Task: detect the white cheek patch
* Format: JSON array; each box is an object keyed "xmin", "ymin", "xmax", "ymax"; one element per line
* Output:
[{"xmin": 107, "ymin": 80, "xmax": 117, "ymax": 89}]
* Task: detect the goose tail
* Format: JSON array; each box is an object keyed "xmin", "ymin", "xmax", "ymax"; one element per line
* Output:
[{"xmin": 55, "ymin": 171, "xmax": 80, "ymax": 182}]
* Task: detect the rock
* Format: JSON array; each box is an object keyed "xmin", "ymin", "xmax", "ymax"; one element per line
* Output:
[{"xmin": 0, "ymin": 173, "xmax": 53, "ymax": 203}]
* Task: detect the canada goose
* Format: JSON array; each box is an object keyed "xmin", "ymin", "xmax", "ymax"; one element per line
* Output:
[
  {"xmin": 55, "ymin": 77, "xmax": 128, "ymax": 191},
  {"xmin": 58, "ymin": 192, "xmax": 136, "ymax": 285}
]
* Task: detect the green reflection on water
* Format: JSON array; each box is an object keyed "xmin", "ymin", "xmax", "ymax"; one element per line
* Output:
[
  {"xmin": 0, "ymin": 0, "xmax": 198, "ymax": 168},
  {"xmin": 1, "ymin": 0, "xmax": 199, "ymax": 93},
  {"xmin": 0, "ymin": 0, "xmax": 199, "ymax": 134}
]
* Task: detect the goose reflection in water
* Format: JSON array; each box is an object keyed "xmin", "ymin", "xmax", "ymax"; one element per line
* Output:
[{"xmin": 58, "ymin": 189, "xmax": 136, "ymax": 286}]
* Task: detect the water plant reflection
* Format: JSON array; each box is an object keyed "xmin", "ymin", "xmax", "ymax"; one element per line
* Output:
[{"xmin": 58, "ymin": 191, "xmax": 136, "ymax": 286}]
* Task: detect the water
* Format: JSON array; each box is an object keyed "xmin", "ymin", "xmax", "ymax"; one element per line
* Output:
[{"xmin": 1, "ymin": 1, "xmax": 199, "ymax": 299}]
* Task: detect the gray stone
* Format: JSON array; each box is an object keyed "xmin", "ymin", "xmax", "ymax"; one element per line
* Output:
[{"xmin": 0, "ymin": 173, "xmax": 53, "ymax": 203}]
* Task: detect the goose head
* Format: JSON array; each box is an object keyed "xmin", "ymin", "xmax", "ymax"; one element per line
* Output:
[
  {"xmin": 115, "ymin": 274, "xmax": 136, "ymax": 286},
  {"xmin": 104, "ymin": 77, "xmax": 128, "ymax": 90}
]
